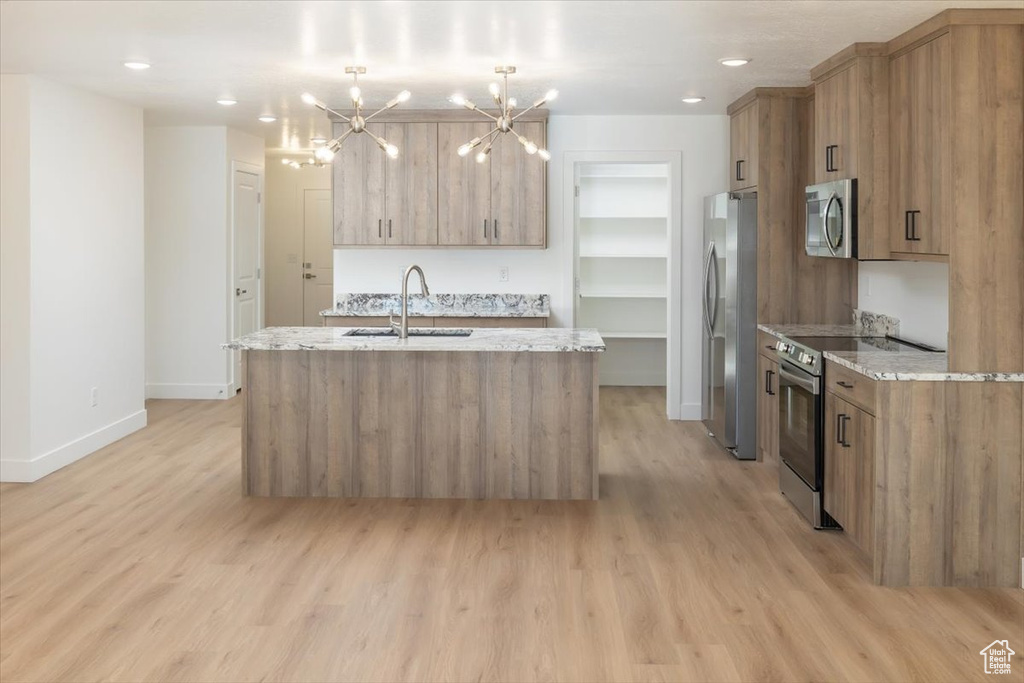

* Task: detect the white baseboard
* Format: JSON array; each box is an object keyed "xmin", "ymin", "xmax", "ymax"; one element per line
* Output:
[
  {"xmin": 0, "ymin": 409, "xmax": 147, "ymax": 483},
  {"xmin": 677, "ymin": 402, "xmax": 702, "ymax": 421},
  {"xmin": 146, "ymin": 383, "xmax": 232, "ymax": 400}
]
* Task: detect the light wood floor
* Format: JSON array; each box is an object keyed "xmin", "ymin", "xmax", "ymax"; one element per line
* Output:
[{"xmin": 1, "ymin": 387, "xmax": 1020, "ymax": 683}]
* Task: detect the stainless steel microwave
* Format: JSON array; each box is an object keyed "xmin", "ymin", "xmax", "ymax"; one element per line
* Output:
[{"xmin": 805, "ymin": 179, "xmax": 857, "ymax": 258}]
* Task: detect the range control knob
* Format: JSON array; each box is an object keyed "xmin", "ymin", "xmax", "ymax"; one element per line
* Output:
[
  {"xmin": 775, "ymin": 341, "xmax": 789, "ymax": 353},
  {"xmin": 799, "ymin": 352, "xmax": 813, "ymax": 365}
]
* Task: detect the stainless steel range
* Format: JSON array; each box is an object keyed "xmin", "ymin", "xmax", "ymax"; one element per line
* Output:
[{"xmin": 771, "ymin": 334, "xmax": 936, "ymax": 528}]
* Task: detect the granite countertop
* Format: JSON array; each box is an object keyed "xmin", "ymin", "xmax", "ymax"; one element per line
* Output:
[
  {"xmin": 758, "ymin": 323, "xmax": 1023, "ymax": 382},
  {"xmin": 224, "ymin": 326, "xmax": 605, "ymax": 353},
  {"xmin": 322, "ymin": 293, "xmax": 550, "ymax": 318}
]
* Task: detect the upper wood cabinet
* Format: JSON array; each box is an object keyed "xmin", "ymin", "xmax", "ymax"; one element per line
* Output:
[
  {"xmin": 384, "ymin": 122, "xmax": 438, "ymax": 246},
  {"xmin": 810, "ymin": 46, "xmax": 889, "ymax": 260},
  {"xmin": 489, "ymin": 120, "xmax": 546, "ymax": 246},
  {"xmin": 729, "ymin": 102, "xmax": 759, "ymax": 191},
  {"xmin": 332, "ymin": 111, "xmax": 548, "ymax": 248},
  {"xmin": 438, "ymin": 121, "xmax": 491, "ymax": 246},
  {"xmin": 333, "ymin": 122, "xmax": 386, "ymax": 246},
  {"xmin": 888, "ymin": 34, "xmax": 951, "ymax": 257}
]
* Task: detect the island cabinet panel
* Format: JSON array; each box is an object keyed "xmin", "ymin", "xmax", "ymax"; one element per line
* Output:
[
  {"xmin": 241, "ymin": 349, "xmax": 598, "ymax": 500},
  {"xmin": 384, "ymin": 122, "xmax": 438, "ymax": 245},
  {"xmin": 333, "ymin": 123, "xmax": 386, "ymax": 245},
  {"xmin": 823, "ymin": 391, "xmax": 875, "ymax": 557}
]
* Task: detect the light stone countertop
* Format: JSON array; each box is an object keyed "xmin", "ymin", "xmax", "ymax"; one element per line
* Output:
[
  {"xmin": 758, "ymin": 323, "xmax": 1023, "ymax": 382},
  {"xmin": 321, "ymin": 293, "xmax": 550, "ymax": 318},
  {"xmin": 224, "ymin": 326, "xmax": 605, "ymax": 353}
]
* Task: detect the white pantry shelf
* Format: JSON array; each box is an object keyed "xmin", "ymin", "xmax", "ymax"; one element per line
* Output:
[
  {"xmin": 579, "ymin": 291, "xmax": 666, "ymax": 299},
  {"xmin": 599, "ymin": 332, "xmax": 668, "ymax": 339},
  {"xmin": 579, "ymin": 252, "xmax": 666, "ymax": 259}
]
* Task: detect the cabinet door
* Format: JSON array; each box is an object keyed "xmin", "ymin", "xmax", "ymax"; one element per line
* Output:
[
  {"xmin": 756, "ymin": 354, "xmax": 780, "ymax": 463},
  {"xmin": 385, "ymin": 122, "xmax": 438, "ymax": 245},
  {"xmin": 814, "ymin": 65, "xmax": 858, "ymax": 183},
  {"xmin": 438, "ymin": 122, "xmax": 492, "ymax": 246},
  {"xmin": 333, "ymin": 123, "xmax": 386, "ymax": 245},
  {"xmin": 490, "ymin": 121, "xmax": 546, "ymax": 246},
  {"xmin": 824, "ymin": 393, "xmax": 875, "ymax": 556},
  {"xmin": 889, "ymin": 34, "xmax": 951, "ymax": 256},
  {"xmin": 729, "ymin": 104, "xmax": 758, "ymax": 191}
]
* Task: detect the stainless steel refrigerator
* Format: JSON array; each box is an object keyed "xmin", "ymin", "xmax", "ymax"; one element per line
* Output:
[{"xmin": 701, "ymin": 192, "xmax": 758, "ymax": 460}]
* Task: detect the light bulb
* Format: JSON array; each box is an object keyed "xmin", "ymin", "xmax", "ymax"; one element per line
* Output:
[
  {"xmin": 281, "ymin": 158, "xmax": 291, "ymax": 165},
  {"xmin": 385, "ymin": 144, "xmax": 399, "ymax": 159},
  {"xmin": 525, "ymin": 141, "xmax": 538, "ymax": 155},
  {"xmin": 476, "ymin": 150, "xmax": 488, "ymax": 163},
  {"xmin": 544, "ymin": 89, "xmax": 559, "ymax": 102},
  {"xmin": 458, "ymin": 143, "xmax": 472, "ymax": 157},
  {"xmin": 450, "ymin": 94, "xmax": 466, "ymax": 106},
  {"xmin": 314, "ymin": 146, "xmax": 335, "ymax": 162},
  {"xmin": 508, "ymin": 97, "xmax": 517, "ymax": 109},
  {"xmin": 537, "ymin": 149, "xmax": 551, "ymax": 161},
  {"xmin": 290, "ymin": 162, "xmax": 301, "ymax": 169},
  {"xmin": 301, "ymin": 92, "xmax": 318, "ymax": 105},
  {"xmin": 349, "ymin": 85, "xmax": 361, "ymax": 102},
  {"xmin": 396, "ymin": 90, "xmax": 411, "ymax": 103},
  {"xmin": 489, "ymin": 82, "xmax": 500, "ymax": 96}
]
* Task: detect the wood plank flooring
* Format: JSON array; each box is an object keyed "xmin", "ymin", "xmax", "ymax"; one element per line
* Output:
[{"xmin": 1, "ymin": 387, "xmax": 1020, "ymax": 682}]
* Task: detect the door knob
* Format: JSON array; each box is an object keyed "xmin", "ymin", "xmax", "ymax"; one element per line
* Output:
[
  {"xmin": 304, "ymin": 273, "xmax": 317, "ymax": 279},
  {"xmin": 235, "ymin": 288, "xmax": 248, "ymax": 296}
]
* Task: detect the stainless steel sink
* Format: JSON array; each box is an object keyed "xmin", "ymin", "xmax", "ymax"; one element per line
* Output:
[{"xmin": 344, "ymin": 328, "xmax": 472, "ymax": 337}]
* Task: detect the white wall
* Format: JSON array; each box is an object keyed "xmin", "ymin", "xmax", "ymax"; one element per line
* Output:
[
  {"xmin": 0, "ymin": 75, "xmax": 32, "ymax": 468},
  {"xmin": 265, "ymin": 155, "xmax": 331, "ymax": 326},
  {"xmin": 145, "ymin": 126, "xmax": 264, "ymax": 399},
  {"xmin": 859, "ymin": 261, "xmax": 949, "ymax": 348},
  {"xmin": 332, "ymin": 115, "xmax": 729, "ymax": 419},
  {"xmin": 1, "ymin": 76, "xmax": 146, "ymax": 482}
]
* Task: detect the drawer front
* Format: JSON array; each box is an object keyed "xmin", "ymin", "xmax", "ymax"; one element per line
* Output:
[
  {"xmin": 757, "ymin": 329, "xmax": 781, "ymax": 356},
  {"xmin": 825, "ymin": 359, "xmax": 876, "ymax": 414}
]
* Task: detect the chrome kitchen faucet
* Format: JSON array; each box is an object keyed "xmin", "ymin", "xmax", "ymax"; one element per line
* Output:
[{"xmin": 389, "ymin": 265, "xmax": 430, "ymax": 339}]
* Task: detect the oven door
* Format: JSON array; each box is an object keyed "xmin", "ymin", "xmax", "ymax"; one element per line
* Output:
[{"xmin": 777, "ymin": 360, "xmax": 822, "ymax": 489}]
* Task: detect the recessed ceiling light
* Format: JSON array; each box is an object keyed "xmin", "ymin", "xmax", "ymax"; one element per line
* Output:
[
  {"xmin": 217, "ymin": 99, "xmax": 237, "ymax": 106},
  {"xmin": 310, "ymin": 137, "xmax": 328, "ymax": 145},
  {"xmin": 258, "ymin": 116, "xmax": 277, "ymax": 123},
  {"xmin": 124, "ymin": 61, "xmax": 150, "ymax": 70},
  {"xmin": 681, "ymin": 96, "xmax": 706, "ymax": 104},
  {"xmin": 719, "ymin": 58, "xmax": 751, "ymax": 67}
]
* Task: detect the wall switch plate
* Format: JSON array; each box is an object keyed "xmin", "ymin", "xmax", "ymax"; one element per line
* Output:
[
  {"xmin": 498, "ymin": 266, "xmax": 509, "ymax": 282},
  {"xmin": 90, "ymin": 387, "xmax": 98, "ymax": 407}
]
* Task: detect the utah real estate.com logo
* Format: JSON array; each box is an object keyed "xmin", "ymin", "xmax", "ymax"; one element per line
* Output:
[{"xmin": 980, "ymin": 640, "xmax": 1014, "ymax": 675}]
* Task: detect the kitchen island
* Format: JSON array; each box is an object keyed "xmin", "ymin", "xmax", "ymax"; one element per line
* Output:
[{"xmin": 225, "ymin": 326, "xmax": 604, "ymax": 500}]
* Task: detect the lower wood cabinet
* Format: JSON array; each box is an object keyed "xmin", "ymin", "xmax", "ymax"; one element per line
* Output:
[
  {"xmin": 823, "ymin": 391, "xmax": 875, "ymax": 557},
  {"xmin": 756, "ymin": 352, "xmax": 779, "ymax": 463}
]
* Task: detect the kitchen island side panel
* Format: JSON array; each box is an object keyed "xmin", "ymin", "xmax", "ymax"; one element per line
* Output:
[{"xmin": 241, "ymin": 349, "xmax": 599, "ymax": 500}]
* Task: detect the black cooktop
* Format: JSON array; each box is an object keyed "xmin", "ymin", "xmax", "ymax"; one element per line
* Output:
[{"xmin": 789, "ymin": 336, "xmax": 925, "ymax": 353}]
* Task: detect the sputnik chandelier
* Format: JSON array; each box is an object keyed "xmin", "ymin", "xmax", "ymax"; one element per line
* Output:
[
  {"xmin": 280, "ymin": 156, "xmax": 327, "ymax": 170},
  {"xmin": 301, "ymin": 66, "xmax": 411, "ymax": 163},
  {"xmin": 452, "ymin": 66, "xmax": 556, "ymax": 163}
]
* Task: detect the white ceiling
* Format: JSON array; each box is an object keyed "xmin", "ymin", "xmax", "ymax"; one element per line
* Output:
[{"xmin": 3, "ymin": 0, "xmax": 1021, "ymax": 151}]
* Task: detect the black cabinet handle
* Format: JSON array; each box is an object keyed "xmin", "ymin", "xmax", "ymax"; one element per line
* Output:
[
  {"xmin": 765, "ymin": 369, "xmax": 776, "ymax": 396},
  {"xmin": 494, "ymin": 219, "xmax": 498, "ymax": 240},
  {"xmin": 378, "ymin": 219, "xmax": 382, "ymax": 238},
  {"xmin": 905, "ymin": 210, "xmax": 921, "ymax": 241},
  {"xmin": 735, "ymin": 160, "xmax": 745, "ymax": 182},
  {"xmin": 825, "ymin": 145, "xmax": 838, "ymax": 172},
  {"xmin": 837, "ymin": 381, "xmax": 854, "ymax": 389},
  {"xmin": 837, "ymin": 414, "xmax": 851, "ymax": 448},
  {"xmin": 388, "ymin": 219, "xmax": 392, "ymax": 239},
  {"xmin": 483, "ymin": 219, "xmax": 488, "ymax": 239}
]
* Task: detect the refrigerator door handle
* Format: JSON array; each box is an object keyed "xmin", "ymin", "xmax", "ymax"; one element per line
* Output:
[
  {"xmin": 708, "ymin": 242, "xmax": 720, "ymax": 331},
  {"xmin": 701, "ymin": 242, "xmax": 714, "ymax": 338}
]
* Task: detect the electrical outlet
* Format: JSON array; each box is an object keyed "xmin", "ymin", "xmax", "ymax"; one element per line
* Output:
[
  {"xmin": 498, "ymin": 266, "xmax": 509, "ymax": 282},
  {"xmin": 90, "ymin": 387, "xmax": 98, "ymax": 407}
]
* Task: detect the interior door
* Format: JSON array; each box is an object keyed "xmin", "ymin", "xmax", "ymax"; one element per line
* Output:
[
  {"xmin": 438, "ymin": 121, "xmax": 492, "ymax": 245},
  {"xmin": 385, "ymin": 122, "xmax": 438, "ymax": 245},
  {"xmin": 333, "ymin": 122, "xmax": 385, "ymax": 245},
  {"xmin": 490, "ymin": 120, "xmax": 546, "ymax": 246},
  {"xmin": 302, "ymin": 189, "xmax": 333, "ymax": 325},
  {"xmin": 233, "ymin": 168, "xmax": 261, "ymax": 388}
]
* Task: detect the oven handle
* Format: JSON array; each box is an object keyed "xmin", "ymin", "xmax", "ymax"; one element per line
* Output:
[{"xmin": 779, "ymin": 361, "xmax": 820, "ymax": 395}]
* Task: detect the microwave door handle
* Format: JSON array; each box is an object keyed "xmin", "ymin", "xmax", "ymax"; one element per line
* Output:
[{"xmin": 822, "ymin": 192, "xmax": 839, "ymax": 256}]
